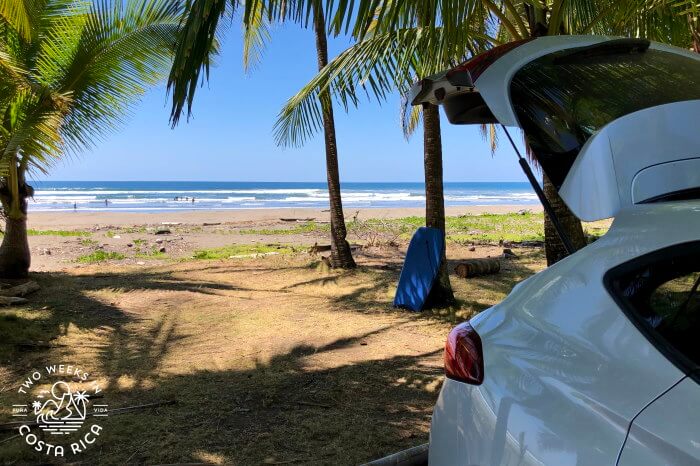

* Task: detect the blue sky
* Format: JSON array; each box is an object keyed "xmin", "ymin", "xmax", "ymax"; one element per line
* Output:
[{"xmin": 43, "ymin": 22, "xmax": 527, "ymax": 183}]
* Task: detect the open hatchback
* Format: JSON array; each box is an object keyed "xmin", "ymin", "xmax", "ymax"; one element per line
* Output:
[
  {"xmin": 416, "ymin": 36, "xmax": 700, "ymax": 466},
  {"xmin": 411, "ymin": 36, "xmax": 700, "ymax": 221}
]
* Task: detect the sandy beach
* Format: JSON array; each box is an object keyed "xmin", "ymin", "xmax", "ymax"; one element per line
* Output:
[
  {"xmin": 28, "ymin": 204, "xmax": 541, "ymax": 229},
  {"xmin": 24, "ymin": 205, "xmax": 545, "ymax": 272}
]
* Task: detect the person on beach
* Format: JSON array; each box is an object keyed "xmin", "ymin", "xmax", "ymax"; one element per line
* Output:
[
  {"xmin": 104, "ymin": 199, "xmax": 109, "ymax": 207},
  {"xmin": 73, "ymin": 202, "xmax": 77, "ymax": 211},
  {"xmin": 192, "ymin": 197, "xmax": 195, "ymax": 203}
]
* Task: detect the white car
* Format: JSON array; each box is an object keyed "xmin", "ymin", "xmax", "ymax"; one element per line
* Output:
[{"xmin": 411, "ymin": 36, "xmax": 700, "ymax": 466}]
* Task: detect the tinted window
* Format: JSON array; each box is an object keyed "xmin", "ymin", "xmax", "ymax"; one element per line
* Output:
[
  {"xmin": 607, "ymin": 243, "xmax": 700, "ymax": 373},
  {"xmin": 510, "ymin": 45, "xmax": 700, "ymax": 188}
]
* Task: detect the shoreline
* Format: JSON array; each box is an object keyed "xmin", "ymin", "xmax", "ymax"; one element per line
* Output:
[{"xmin": 27, "ymin": 204, "xmax": 542, "ymax": 229}]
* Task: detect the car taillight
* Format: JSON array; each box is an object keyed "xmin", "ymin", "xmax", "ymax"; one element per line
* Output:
[{"xmin": 444, "ymin": 322, "xmax": 484, "ymax": 385}]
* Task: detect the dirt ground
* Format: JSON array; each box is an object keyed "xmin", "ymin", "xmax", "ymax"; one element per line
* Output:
[{"xmin": 0, "ymin": 210, "xmax": 555, "ymax": 464}]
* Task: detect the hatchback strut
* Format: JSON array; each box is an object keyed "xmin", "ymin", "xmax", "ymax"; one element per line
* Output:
[{"xmin": 501, "ymin": 125, "xmax": 577, "ymax": 255}]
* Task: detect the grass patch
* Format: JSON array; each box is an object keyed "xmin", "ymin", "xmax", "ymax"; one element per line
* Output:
[
  {"xmin": 27, "ymin": 229, "xmax": 91, "ymax": 237},
  {"xmin": 136, "ymin": 246, "xmax": 168, "ymax": 260},
  {"xmin": 193, "ymin": 243, "xmax": 295, "ymax": 260},
  {"xmin": 76, "ymin": 250, "xmax": 126, "ymax": 263},
  {"xmin": 346, "ymin": 213, "xmax": 550, "ymax": 244},
  {"xmin": 80, "ymin": 238, "xmax": 99, "ymax": 247},
  {"xmin": 238, "ymin": 222, "xmax": 327, "ymax": 235}
]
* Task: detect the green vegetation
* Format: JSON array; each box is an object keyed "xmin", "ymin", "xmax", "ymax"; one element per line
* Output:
[
  {"xmin": 80, "ymin": 238, "xmax": 99, "ymax": 247},
  {"xmin": 233, "ymin": 213, "xmax": 608, "ymax": 245},
  {"xmin": 27, "ymin": 229, "xmax": 91, "ymax": 237},
  {"xmin": 0, "ymin": 0, "xmax": 181, "ymax": 278},
  {"xmin": 239, "ymin": 222, "xmax": 327, "ymax": 235},
  {"xmin": 76, "ymin": 250, "xmax": 126, "ymax": 263},
  {"xmin": 136, "ymin": 246, "xmax": 168, "ymax": 259},
  {"xmin": 193, "ymin": 244, "xmax": 295, "ymax": 260}
]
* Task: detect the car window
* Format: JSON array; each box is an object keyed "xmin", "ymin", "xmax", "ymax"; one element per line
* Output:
[
  {"xmin": 510, "ymin": 46, "xmax": 700, "ymax": 188},
  {"xmin": 606, "ymin": 244, "xmax": 700, "ymax": 374}
]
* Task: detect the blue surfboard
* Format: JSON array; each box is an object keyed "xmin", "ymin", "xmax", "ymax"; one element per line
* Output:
[{"xmin": 394, "ymin": 227, "xmax": 445, "ymax": 311}]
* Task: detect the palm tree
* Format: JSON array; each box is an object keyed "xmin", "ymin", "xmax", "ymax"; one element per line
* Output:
[
  {"xmin": 168, "ymin": 0, "xmax": 356, "ymax": 268},
  {"xmin": 0, "ymin": 0, "xmax": 181, "ymax": 278},
  {"xmin": 265, "ymin": 0, "xmax": 695, "ymax": 265},
  {"xmin": 273, "ymin": 15, "xmax": 490, "ymax": 305}
]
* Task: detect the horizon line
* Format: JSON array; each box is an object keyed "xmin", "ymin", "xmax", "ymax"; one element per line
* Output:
[{"xmin": 30, "ymin": 179, "xmax": 531, "ymax": 184}]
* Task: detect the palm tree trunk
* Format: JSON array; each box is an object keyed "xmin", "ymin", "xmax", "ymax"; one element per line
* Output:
[
  {"xmin": 422, "ymin": 103, "xmax": 454, "ymax": 306},
  {"xmin": 313, "ymin": 4, "xmax": 355, "ymax": 268},
  {"xmin": 543, "ymin": 174, "xmax": 586, "ymax": 266},
  {"xmin": 523, "ymin": 13, "xmax": 585, "ymax": 266},
  {"xmin": 0, "ymin": 159, "xmax": 32, "ymax": 278}
]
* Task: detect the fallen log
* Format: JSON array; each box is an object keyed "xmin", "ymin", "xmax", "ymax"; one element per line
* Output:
[
  {"xmin": 280, "ymin": 217, "xmax": 315, "ymax": 222},
  {"xmin": 0, "ymin": 281, "xmax": 39, "ymax": 298},
  {"xmin": 455, "ymin": 258, "xmax": 501, "ymax": 278},
  {"xmin": 0, "ymin": 296, "xmax": 28, "ymax": 306}
]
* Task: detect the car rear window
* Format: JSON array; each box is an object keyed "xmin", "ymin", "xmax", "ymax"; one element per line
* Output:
[
  {"xmin": 606, "ymin": 243, "xmax": 700, "ymax": 375},
  {"xmin": 510, "ymin": 45, "xmax": 700, "ymax": 188}
]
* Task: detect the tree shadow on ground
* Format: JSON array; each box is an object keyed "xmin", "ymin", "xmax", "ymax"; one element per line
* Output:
[{"xmin": 0, "ymin": 268, "xmax": 442, "ymax": 465}]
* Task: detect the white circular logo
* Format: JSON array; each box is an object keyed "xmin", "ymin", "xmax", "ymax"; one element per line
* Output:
[{"xmin": 11, "ymin": 364, "xmax": 107, "ymax": 458}]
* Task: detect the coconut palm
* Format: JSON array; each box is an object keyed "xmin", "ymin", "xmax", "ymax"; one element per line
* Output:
[
  {"xmin": 168, "ymin": 0, "xmax": 356, "ymax": 268},
  {"xmin": 0, "ymin": 0, "xmax": 181, "ymax": 278},
  {"xmin": 267, "ymin": 0, "xmax": 695, "ymax": 265}
]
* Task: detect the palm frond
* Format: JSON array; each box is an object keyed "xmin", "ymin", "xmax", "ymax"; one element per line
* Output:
[
  {"xmin": 168, "ymin": 0, "xmax": 232, "ymax": 125},
  {"xmin": 274, "ymin": 19, "xmax": 493, "ymax": 147},
  {"xmin": 242, "ymin": 0, "xmax": 272, "ymax": 72}
]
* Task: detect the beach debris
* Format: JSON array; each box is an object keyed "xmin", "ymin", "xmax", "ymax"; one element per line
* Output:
[
  {"xmin": 39, "ymin": 248, "xmax": 51, "ymax": 255},
  {"xmin": 158, "ymin": 246, "xmax": 166, "ymax": 253},
  {"xmin": 502, "ymin": 248, "xmax": 518, "ymax": 258},
  {"xmin": 203, "ymin": 222, "xmax": 221, "ymax": 226},
  {"xmin": 468, "ymin": 246, "xmax": 476, "ymax": 252},
  {"xmin": 0, "ymin": 281, "xmax": 40, "ymax": 298},
  {"xmin": 518, "ymin": 209, "xmax": 532, "ymax": 215},
  {"xmin": 0, "ymin": 296, "xmax": 28, "ymax": 306},
  {"xmin": 161, "ymin": 222, "xmax": 182, "ymax": 226},
  {"xmin": 455, "ymin": 259, "xmax": 501, "ymax": 278},
  {"xmin": 155, "ymin": 238, "xmax": 163, "ymax": 244},
  {"xmin": 112, "ymin": 234, "xmax": 121, "ymax": 239},
  {"xmin": 155, "ymin": 228, "xmax": 171, "ymax": 235},
  {"xmin": 127, "ymin": 243, "xmax": 134, "ymax": 247},
  {"xmin": 280, "ymin": 217, "xmax": 315, "ymax": 222},
  {"xmin": 136, "ymin": 261, "xmax": 146, "ymax": 265}
]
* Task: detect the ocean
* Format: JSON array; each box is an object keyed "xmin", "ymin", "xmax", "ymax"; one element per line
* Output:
[{"xmin": 28, "ymin": 181, "xmax": 538, "ymax": 212}]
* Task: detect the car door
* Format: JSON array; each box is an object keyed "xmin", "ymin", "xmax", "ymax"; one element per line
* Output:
[
  {"xmin": 607, "ymin": 243, "xmax": 700, "ymax": 465},
  {"xmin": 618, "ymin": 374, "xmax": 700, "ymax": 465}
]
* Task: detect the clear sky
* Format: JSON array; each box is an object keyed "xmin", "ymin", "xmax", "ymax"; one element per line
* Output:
[{"xmin": 43, "ymin": 22, "xmax": 528, "ymax": 183}]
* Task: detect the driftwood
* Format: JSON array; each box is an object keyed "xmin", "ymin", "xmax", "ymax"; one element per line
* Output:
[
  {"xmin": 0, "ymin": 296, "xmax": 28, "ymax": 306},
  {"xmin": 0, "ymin": 281, "xmax": 39, "ymax": 298},
  {"xmin": 280, "ymin": 217, "xmax": 315, "ymax": 222},
  {"xmin": 455, "ymin": 258, "xmax": 501, "ymax": 278}
]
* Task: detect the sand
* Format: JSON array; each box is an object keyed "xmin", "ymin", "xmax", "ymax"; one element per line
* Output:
[{"xmin": 28, "ymin": 204, "xmax": 541, "ymax": 229}]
